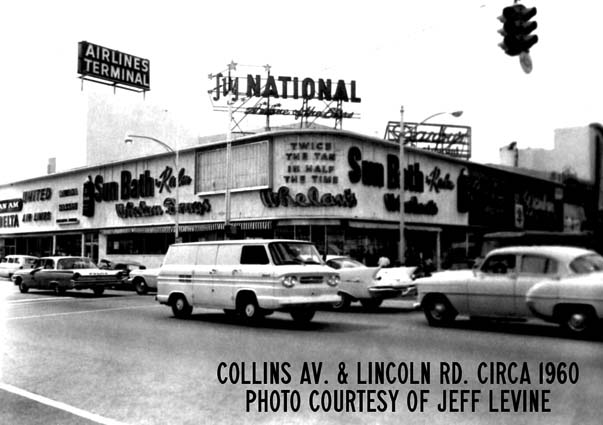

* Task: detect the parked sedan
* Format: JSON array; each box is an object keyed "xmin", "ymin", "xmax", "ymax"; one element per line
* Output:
[
  {"xmin": 127, "ymin": 267, "xmax": 160, "ymax": 295},
  {"xmin": 416, "ymin": 245, "xmax": 603, "ymax": 335},
  {"xmin": 99, "ymin": 259, "xmax": 147, "ymax": 287},
  {"xmin": 0, "ymin": 255, "xmax": 38, "ymax": 279},
  {"xmin": 12, "ymin": 256, "xmax": 123, "ymax": 296},
  {"xmin": 325, "ymin": 256, "xmax": 416, "ymax": 310}
]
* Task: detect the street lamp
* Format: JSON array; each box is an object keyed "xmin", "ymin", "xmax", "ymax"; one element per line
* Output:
[
  {"xmin": 419, "ymin": 110, "xmax": 463, "ymax": 125},
  {"xmin": 399, "ymin": 106, "xmax": 405, "ymax": 265},
  {"xmin": 124, "ymin": 134, "xmax": 180, "ymax": 242}
]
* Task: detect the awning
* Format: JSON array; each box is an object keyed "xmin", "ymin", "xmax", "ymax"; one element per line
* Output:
[
  {"xmin": 348, "ymin": 220, "xmax": 398, "ymax": 230},
  {"xmin": 101, "ymin": 220, "xmax": 273, "ymax": 235},
  {"xmin": 276, "ymin": 219, "xmax": 342, "ymax": 227}
]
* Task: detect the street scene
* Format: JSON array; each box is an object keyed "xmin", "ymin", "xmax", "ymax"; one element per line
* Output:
[
  {"xmin": 2, "ymin": 281, "xmax": 602, "ymax": 425},
  {"xmin": 2, "ymin": 1, "xmax": 603, "ymax": 424}
]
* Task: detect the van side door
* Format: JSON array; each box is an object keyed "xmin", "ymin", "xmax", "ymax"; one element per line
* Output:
[
  {"xmin": 161, "ymin": 245, "xmax": 198, "ymax": 305},
  {"xmin": 191, "ymin": 244, "xmax": 218, "ymax": 307},
  {"xmin": 213, "ymin": 244, "xmax": 272, "ymax": 308}
]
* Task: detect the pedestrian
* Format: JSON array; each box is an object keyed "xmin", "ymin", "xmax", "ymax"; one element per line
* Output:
[{"xmin": 377, "ymin": 255, "xmax": 391, "ymax": 267}]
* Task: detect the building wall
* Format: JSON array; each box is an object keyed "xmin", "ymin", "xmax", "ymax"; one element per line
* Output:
[
  {"xmin": 513, "ymin": 126, "xmax": 594, "ymax": 183},
  {"xmin": 1, "ymin": 128, "xmax": 566, "ymax": 267}
]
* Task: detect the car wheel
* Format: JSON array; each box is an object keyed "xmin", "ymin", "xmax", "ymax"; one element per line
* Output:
[
  {"xmin": 171, "ymin": 295, "xmax": 192, "ymax": 319},
  {"xmin": 237, "ymin": 294, "xmax": 262, "ymax": 322},
  {"xmin": 290, "ymin": 309, "xmax": 315, "ymax": 323},
  {"xmin": 423, "ymin": 295, "xmax": 456, "ymax": 326},
  {"xmin": 18, "ymin": 280, "xmax": 28, "ymax": 293},
  {"xmin": 93, "ymin": 287, "xmax": 105, "ymax": 296},
  {"xmin": 561, "ymin": 307, "xmax": 594, "ymax": 336},
  {"xmin": 134, "ymin": 278, "xmax": 148, "ymax": 295},
  {"xmin": 54, "ymin": 285, "xmax": 66, "ymax": 296},
  {"xmin": 332, "ymin": 293, "xmax": 352, "ymax": 311},
  {"xmin": 360, "ymin": 299, "xmax": 383, "ymax": 310}
]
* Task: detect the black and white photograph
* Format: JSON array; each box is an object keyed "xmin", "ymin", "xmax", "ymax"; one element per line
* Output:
[{"xmin": 1, "ymin": 1, "xmax": 602, "ymax": 424}]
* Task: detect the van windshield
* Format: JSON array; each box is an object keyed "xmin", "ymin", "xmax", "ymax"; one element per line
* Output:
[{"xmin": 269, "ymin": 242, "xmax": 323, "ymax": 265}]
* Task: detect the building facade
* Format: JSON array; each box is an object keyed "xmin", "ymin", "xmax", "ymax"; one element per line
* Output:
[{"xmin": 0, "ymin": 128, "xmax": 567, "ymax": 269}]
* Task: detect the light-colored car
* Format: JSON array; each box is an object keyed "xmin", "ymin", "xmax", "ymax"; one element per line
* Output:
[
  {"xmin": 325, "ymin": 256, "xmax": 416, "ymax": 310},
  {"xmin": 0, "ymin": 255, "xmax": 38, "ymax": 279},
  {"xmin": 128, "ymin": 267, "xmax": 160, "ymax": 295},
  {"xmin": 12, "ymin": 256, "xmax": 123, "ymax": 296},
  {"xmin": 416, "ymin": 245, "xmax": 603, "ymax": 335},
  {"xmin": 157, "ymin": 239, "xmax": 341, "ymax": 323}
]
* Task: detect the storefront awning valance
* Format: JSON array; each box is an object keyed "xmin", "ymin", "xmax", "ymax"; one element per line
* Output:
[
  {"xmin": 348, "ymin": 220, "xmax": 398, "ymax": 230},
  {"xmin": 101, "ymin": 220, "xmax": 273, "ymax": 235}
]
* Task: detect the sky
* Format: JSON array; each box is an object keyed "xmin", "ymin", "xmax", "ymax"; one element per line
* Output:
[{"xmin": 1, "ymin": 0, "xmax": 603, "ymax": 184}]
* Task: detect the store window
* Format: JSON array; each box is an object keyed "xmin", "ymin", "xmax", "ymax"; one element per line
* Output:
[
  {"xmin": 107, "ymin": 233, "xmax": 173, "ymax": 255},
  {"xmin": 196, "ymin": 141, "xmax": 269, "ymax": 193}
]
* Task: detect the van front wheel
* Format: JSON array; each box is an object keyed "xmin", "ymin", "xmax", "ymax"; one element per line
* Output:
[
  {"xmin": 237, "ymin": 295, "xmax": 262, "ymax": 322},
  {"xmin": 171, "ymin": 295, "xmax": 192, "ymax": 319}
]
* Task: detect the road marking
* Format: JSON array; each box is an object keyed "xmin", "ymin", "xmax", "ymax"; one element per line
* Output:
[
  {"xmin": 0, "ymin": 382, "xmax": 129, "ymax": 425},
  {"xmin": 6, "ymin": 304, "xmax": 159, "ymax": 321},
  {"xmin": 7, "ymin": 297, "xmax": 74, "ymax": 304}
]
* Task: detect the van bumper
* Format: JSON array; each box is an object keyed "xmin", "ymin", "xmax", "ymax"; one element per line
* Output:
[{"xmin": 258, "ymin": 294, "xmax": 342, "ymax": 310}]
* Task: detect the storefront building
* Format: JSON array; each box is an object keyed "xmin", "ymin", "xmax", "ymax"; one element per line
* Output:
[{"xmin": 0, "ymin": 128, "xmax": 566, "ymax": 269}]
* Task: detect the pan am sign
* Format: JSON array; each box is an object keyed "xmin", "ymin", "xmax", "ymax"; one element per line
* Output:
[{"xmin": 78, "ymin": 41, "xmax": 150, "ymax": 92}]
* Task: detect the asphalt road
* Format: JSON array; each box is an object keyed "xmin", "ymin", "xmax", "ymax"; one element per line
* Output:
[{"xmin": 1, "ymin": 280, "xmax": 602, "ymax": 425}]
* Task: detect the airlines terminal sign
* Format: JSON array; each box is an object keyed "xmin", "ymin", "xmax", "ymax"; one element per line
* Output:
[{"xmin": 77, "ymin": 41, "xmax": 150, "ymax": 92}]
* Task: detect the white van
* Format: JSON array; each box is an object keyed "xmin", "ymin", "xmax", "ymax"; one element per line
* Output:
[
  {"xmin": 0, "ymin": 255, "xmax": 38, "ymax": 279},
  {"xmin": 156, "ymin": 239, "xmax": 341, "ymax": 323}
]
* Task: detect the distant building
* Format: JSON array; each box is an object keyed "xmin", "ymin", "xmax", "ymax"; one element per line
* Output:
[{"xmin": 498, "ymin": 123, "xmax": 603, "ymax": 238}]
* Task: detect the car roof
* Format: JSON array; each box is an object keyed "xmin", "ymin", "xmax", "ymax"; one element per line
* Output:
[
  {"xmin": 39, "ymin": 256, "xmax": 89, "ymax": 261},
  {"xmin": 5, "ymin": 254, "xmax": 38, "ymax": 259},
  {"xmin": 171, "ymin": 239, "xmax": 313, "ymax": 247},
  {"xmin": 489, "ymin": 245, "xmax": 596, "ymax": 261}
]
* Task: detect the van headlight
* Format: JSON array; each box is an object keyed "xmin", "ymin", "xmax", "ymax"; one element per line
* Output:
[
  {"xmin": 281, "ymin": 275, "xmax": 297, "ymax": 288},
  {"xmin": 326, "ymin": 275, "xmax": 339, "ymax": 287}
]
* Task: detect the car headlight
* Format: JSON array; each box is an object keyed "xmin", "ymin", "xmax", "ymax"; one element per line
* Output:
[
  {"xmin": 281, "ymin": 275, "xmax": 297, "ymax": 288},
  {"xmin": 326, "ymin": 275, "xmax": 340, "ymax": 287},
  {"xmin": 72, "ymin": 273, "xmax": 80, "ymax": 281}
]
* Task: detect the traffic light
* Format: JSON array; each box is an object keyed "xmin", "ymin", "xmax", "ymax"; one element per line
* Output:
[{"xmin": 498, "ymin": 4, "xmax": 538, "ymax": 56}]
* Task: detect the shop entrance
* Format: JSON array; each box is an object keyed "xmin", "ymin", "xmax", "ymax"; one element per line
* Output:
[
  {"xmin": 404, "ymin": 228, "xmax": 441, "ymax": 269},
  {"xmin": 55, "ymin": 234, "xmax": 82, "ymax": 256}
]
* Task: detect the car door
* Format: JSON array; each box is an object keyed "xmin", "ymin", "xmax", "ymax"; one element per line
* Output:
[
  {"xmin": 468, "ymin": 253, "xmax": 517, "ymax": 317},
  {"xmin": 33, "ymin": 259, "xmax": 56, "ymax": 289},
  {"xmin": 515, "ymin": 254, "xmax": 558, "ymax": 317}
]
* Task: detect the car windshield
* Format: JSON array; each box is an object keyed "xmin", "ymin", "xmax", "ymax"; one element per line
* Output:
[
  {"xmin": 569, "ymin": 254, "xmax": 603, "ymax": 274},
  {"xmin": 269, "ymin": 242, "xmax": 323, "ymax": 265},
  {"xmin": 57, "ymin": 258, "xmax": 98, "ymax": 270}
]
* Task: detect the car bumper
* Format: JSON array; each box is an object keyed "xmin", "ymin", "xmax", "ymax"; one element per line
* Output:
[
  {"xmin": 368, "ymin": 285, "xmax": 416, "ymax": 299},
  {"xmin": 71, "ymin": 280, "xmax": 120, "ymax": 290},
  {"xmin": 258, "ymin": 294, "xmax": 342, "ymax": 310}
]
